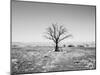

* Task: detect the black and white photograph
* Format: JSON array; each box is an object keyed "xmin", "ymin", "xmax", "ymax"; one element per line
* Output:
[{"xmin": 11, "ymin": 0, "xmax": 96, "ymax": 74}]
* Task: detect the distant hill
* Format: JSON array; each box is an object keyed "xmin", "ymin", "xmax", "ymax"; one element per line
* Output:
[{"xmin": 12, "ymin": 41, "xmax": 95, "ymax": 47}]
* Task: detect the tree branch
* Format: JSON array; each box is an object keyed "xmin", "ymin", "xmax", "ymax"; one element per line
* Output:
[{"xmin": 59, "ymin": 34, "xmax": 72, "ymax": 42}]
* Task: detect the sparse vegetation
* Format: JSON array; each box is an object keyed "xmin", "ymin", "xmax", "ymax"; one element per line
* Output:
[
  {"xmin": 11, "ymin": 24, "xmax": 96, "ymax": 75},
  {"xmin": 68, "ymin": 45, "xmax": 75, "ymax": 47},
  {"xmin": 11, "ymin": 44, "xmax": 96, "ymax": 75},
  {"xmin": 77, "ymin": 45, "xmax": 84, "ymax": 47}
]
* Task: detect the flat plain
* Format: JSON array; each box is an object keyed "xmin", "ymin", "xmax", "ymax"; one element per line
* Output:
[{"xmin": 11, "ymin": 43, "xmax": 96, "ymax": 75}]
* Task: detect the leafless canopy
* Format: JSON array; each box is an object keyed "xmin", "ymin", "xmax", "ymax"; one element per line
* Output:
[
  {"xmin": 44, "ymin": 23, "xmax": 72, "ymax": 51},
  {"xmin": 45, "ymin": 23, "xmax": 72, "ymax": 43}
]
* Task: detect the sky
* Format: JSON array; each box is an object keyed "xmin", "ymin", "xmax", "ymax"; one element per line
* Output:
[{"xmin": 12, "ymin": 0, "xmax": 96, "ymax": 43}]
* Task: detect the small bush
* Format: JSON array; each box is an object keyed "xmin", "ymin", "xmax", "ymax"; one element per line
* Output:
[
  {"xmin": 68, "ymin": 45, "xmax": 75, "ymax": 47},
  {"xmin": 77, "ymin": 45, "xmax": 84, "ymax": 47}
]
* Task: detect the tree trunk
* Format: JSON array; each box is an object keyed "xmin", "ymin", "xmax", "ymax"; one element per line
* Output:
[{"xmin": 55, "ymin": 42, "xmax": 59, "ymax": 51}]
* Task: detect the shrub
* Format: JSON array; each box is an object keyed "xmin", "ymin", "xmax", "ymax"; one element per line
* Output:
[
  {"xmin": 68, "ymin": 45, "xmax": 75, "ymax": 47},
  {"xmin": 77, "ymin": 45, "xmax": 84, "ymax": 47}
]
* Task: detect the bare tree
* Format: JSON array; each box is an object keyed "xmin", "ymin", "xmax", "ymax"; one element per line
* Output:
[{"xmin": 44, "ymin": 23, "xmax": 72, "ymax": 51}]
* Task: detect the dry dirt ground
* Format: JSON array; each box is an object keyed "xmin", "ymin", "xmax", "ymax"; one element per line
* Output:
[{"xmin": 11, "ymin": 46, "xmax": 96, "ymax": 75}]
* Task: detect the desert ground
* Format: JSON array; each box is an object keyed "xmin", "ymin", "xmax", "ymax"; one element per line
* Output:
[{"xmin": 11, "ymin": 44, "xmax": 96, "ymax": 75}]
